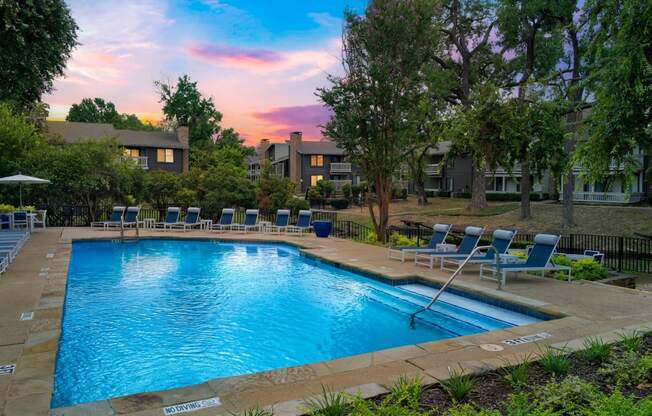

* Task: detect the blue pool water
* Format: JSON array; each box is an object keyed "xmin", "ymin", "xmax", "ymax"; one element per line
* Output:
[{"xmin": 53, "ymin": 239, "xmax": 542, "ymax": 407}]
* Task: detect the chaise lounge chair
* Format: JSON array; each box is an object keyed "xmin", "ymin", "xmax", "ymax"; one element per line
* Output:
[
  {"xmin": 286, "ymin": 210, "xmax": 312, "ymax": 235},
  {"xmin": 91, "ymin": 206, "xmax": 125, "ymax": 229},
  {"xmin": 169, "ymin": 207, "xmax": 202, "ymax": 231},
  {"xmin": 154, "ymin": 207, "xmax": 181, "ymax": 230},
  {"xmin": 122, "ymin": 206, "xmax": 141, "ymax": 228},
  {"xmin": 231, "ymin": 209, "xmax": 259, "ymax": 233},
  {"xmin": 414, "ymin": 226, "xmax": 485, "ymax": 269},
  {"xmin": 388, "ymin": 223, "xmax": 452, "ymax": 262},
  {"xmin": 479, "ymin": 233, "xmax": 571, "ymax": 288},
  {"xmin": 266, "ymin": 209, "xmax": 290, "ymax": 234},
  {"xmin": 212, "ymin": 208, "xmax": 235, "ymax": 232},
  {"xmin": 440, "ymin": 229, "xmax": 517, "ymax": 271}
]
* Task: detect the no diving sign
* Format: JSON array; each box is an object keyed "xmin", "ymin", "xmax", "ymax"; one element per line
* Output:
[{"xmin": 163, "ymin": 397, "xmax": 221, "ymax": 415}]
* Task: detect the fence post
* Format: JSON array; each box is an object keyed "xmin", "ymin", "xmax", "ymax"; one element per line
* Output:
[{"xmin": 617, "ymin": 236, "xmax": 624, "ymax": 272}]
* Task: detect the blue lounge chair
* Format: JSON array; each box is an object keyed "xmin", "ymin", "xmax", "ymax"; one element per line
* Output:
[
  {"xmin": 388, "ymin": 223, "xmax": 452, "ymax": 262},
  {"xmin": 266, "ymin": 209, "xmax": 290, "ymax": 234},
  {"xmin": 440, "ymin": 229, "xmax": 517, "ymax": 271},
  {"xmin": 231, "ymin": 209, "xmax": 259, "ymax": 233},
  {"xmin": 286, "ymin": 210, "xmax": 312, "ymax": 235},
  {"xmin": 480, "ymin": 234, "xmax": 571, "ymax": 288},
  {"xmin": 91, "ymin": 206, "xmax": 126, "ymax": 229},
  {"xmin": 212, "ymin": 208, "xmax": 235, "ymax": 232},
  {"xmin": 12, "ymin": 211, "xmax": 29, "ymax": 231},
  {"xmin": 414, "ymin": 226, "xmax": 485, "ymax": 269},
  {"xmin": 122, "ymin": 206, "xmax": 141, "ymax": 228},
  {"xmin": 154, "ymin": 207, "xmax": 181, "ymax": 230},
  {"xmin": 170, "ymin": 207, "xmax": 202, "ymax": 231}
]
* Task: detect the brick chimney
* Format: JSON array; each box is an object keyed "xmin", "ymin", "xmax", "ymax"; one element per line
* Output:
[
  {"xmin": 289, "ymin": 131, "xmax": 302, "ymax": 193},
  {"xmin": 258, "ymin": 138, "xmax": 271, "ymax": 159},
  {"xmin": 177, "ymin": 126, "xmax": 190, "ymax": 173}
]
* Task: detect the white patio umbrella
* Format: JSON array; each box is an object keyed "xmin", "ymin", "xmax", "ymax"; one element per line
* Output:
[{"xmin": 0, "ymin": 173, "xmax": 50, "ymax": 208}]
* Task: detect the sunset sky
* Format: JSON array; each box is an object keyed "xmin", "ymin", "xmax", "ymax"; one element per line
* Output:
[{"xmin": 45, "ymin": 0, "xmax": 368, "ymax": 144}]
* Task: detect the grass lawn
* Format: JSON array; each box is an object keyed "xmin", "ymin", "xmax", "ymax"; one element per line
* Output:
[{"xmin": 337, "ymin": 196, "xmax": 652, "ymax": 237}]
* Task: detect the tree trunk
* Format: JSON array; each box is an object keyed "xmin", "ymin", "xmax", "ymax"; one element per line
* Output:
[
  {"xmin": 520, "ymin": 158, "xmax": 531, "ymax": 219},
  {"xmin": 416, "ymin": 181, "xmax": 428, "ymax": 206},
  {"xmin": 469, "ymin": 163, "xmax": 487, "ymax": 212},
  {"xmin": 373, "ymin": 176, "xmax": 392, "ymax": 243},
  {"xmin": 562, "ymin": 167, "xmax": 574, "ymax": 227}
]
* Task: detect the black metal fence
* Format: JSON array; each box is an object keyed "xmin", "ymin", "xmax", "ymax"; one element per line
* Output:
[
  {"xmin": 38, "ymin": 205, "xmax": 652, "ymax": 273},
  {"xmin": 386, "ymin": 225, "xmax": 652, "ymax": 274}
]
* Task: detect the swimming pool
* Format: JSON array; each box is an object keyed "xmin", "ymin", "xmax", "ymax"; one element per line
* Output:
[{"xmin": 52, "ymin": 239, "xmax": 543, "ymax": 407}]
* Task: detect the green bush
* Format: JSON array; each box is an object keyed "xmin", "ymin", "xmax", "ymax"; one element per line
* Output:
[
  {"xmin": 307, "ymin": 187, "xmax": 323, "ymax": 204},
  {"xmin": 0, "ymin": 204, "xmax": 16, "ymax": 213},
  {"xmin": 439, "ymin": 366, "xmax": 475, "ymax": 402},
  {"xmin": 366, "ymin": 230, "xmax": 378, "ymax": 243},
  {"xmin": 539, "ymin": 346, "xmax": 570, "ymax": 376},
  {"xmin": 586, "ymin": 390, "xmax": 652, "ymax": 416},
  {"xmin": 392, "ymin": 187, "xmax": 408, "ymax": 200},
  {"xmin": 437, "ymin": 191, "xmax": 451, "ymax": 197},
  {"xmin": 389, "ymin": 232, "xmax": 418, "ymax": 247},
  {"xmin": 579, "ymin": 337, "xmax": 611, "ymax": 362},
  {"xmin": 330, "ymin": 198, "xmax": 350, "ymax": 210},
  {"xmin": 598, "ymin": 351, "xmax": 652, "ymax": 388},
  {"xmin": 287, "ymin": 198, "xmax": 310, "ymax": 214},
  {"xmin": 534, "ymin": 376, "xmax": 600, "ymax": 416},
  {"xmin": 552, "ymin": 256, "xmax": 609, "ymax": 281},
  {"xmin": 316, "ymin": 180, "xmax": 336, "ymax": 198},
  {"xmin": 341, "ymin": 183, "xmax": 353, "ymax": 200},
  {"xmin": 444, "ymin": 403, "xmax": 501, "ymax": 416}
]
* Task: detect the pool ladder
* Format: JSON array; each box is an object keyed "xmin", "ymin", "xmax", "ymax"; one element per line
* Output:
[
  {"xmin": 409, "ymin": 245, "xmax": 501, "ymax": 328},
  {"xmin": 119, "ymin": 219, "xmax": 139, "ymax": 242}
]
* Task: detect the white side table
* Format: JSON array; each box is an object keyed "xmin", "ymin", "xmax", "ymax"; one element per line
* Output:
[
  {"xmin": 142, "ymin": 218, "xmax": 156, "ymax": 229},
  {"xmin": 258, "ymin": 221, "xmax": 272, "ymax": 233},
  {"xmin": 200, "ymin": 219, "xmax": 213, "ymax": 231}
]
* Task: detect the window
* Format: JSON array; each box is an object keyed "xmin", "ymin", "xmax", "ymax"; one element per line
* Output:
[
  {"xmin": 310, "ymin": 175, "xmax": 324, "ymax": 187},
  {"xmin": 124, "ymin": 148, "xmax": 140, "ymax": 157},
  {"xmin": 310, "ymin": 155, "xmax": 324, "ymax": 167},
  {"xmin": 156, "ymin": 148, "xmax": 174, "ymax": 163}
]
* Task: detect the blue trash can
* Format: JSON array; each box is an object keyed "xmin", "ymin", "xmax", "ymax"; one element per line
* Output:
[{"xmin": 313, "ymin": 220, "xmax": 332, "ymax": 238}]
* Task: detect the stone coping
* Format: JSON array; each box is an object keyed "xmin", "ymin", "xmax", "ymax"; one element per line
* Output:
[{"xmin": 0, "ymin": 228, "xmax": 651, "ymax": 416}]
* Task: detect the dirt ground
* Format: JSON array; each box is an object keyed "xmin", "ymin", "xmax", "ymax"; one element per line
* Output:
[{"xmin": 338, "ymin": 197, "xmax": 652, "ymax": 237}]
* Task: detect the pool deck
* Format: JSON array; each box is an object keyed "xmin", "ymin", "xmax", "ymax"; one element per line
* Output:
[{"xmin": 1, "ymin": 227, "xmax": 651, "ymax": 416}]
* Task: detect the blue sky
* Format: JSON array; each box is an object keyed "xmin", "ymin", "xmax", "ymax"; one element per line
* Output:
[{"xmin": 46, "ymin": 0, "xmax": 367, "ymax": 143}]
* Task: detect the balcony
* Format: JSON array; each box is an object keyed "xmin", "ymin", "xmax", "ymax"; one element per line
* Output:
[
  {"xmin": 573, "ymin": 154, "xmax": 644, "ymax": 172},
  {"xmin": 424, "ymin": 163, "xmax": 441, "ymax": 176},
  {"xmin": 328, "ymin": 179, "xmax": 352, "ymax": 193},
  {"xmin": 123, "ymin": 156, "xmax": 148, "ymax": 169},
  {"xmin": 330, "ymin": 162, "xmax": 352, "ymax": 173},
  {"xmin": 560, "ymin": 192, "xmax": 645, "ymax": 204}
]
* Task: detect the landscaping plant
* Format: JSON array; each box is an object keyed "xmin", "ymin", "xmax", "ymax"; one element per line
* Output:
[
  {"xmin": 538, "ymin": 346, "xmax": 570, "ymax": 377},
  {"xmin": 438, "ymin": 367, "xmax": 475, "ymax": 402},
  {"xmin": 303, "ymin": 386, "xmax": 349, "ymax": 416},
  {"xmin": 499, "ymin": 355, "xmax": 531, "ymax": 389},
  {"xmin": 579, "ymin": 337, "xmax": 611, "ymax": 363}
]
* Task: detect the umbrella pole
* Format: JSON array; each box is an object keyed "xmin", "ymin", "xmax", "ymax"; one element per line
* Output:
[{"xmin": 19, "ymin": 183, "xmax": 23, "ymax": 208}]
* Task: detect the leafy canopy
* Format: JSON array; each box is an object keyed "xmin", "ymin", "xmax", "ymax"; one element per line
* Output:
[
  {"xmin": 66, "ymin": 98, "xmax": 159, "ymax": 131},
  {"xmin": 155, "ymin": 75, "xmax": 223, "ymax": 146},
  {"xmin": 0, "ymin": 0, "xmax": 78, "ymax": 108}
]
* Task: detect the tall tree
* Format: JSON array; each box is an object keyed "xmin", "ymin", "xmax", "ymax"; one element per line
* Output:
[
  {"xmin": 497, "ymin": 0, "xmax": 570, "ymax": 219},
  {"xmin": 578, "ymin": 0, "xmax": 652, "ymax": 185},
  {"xmin": 318, "ymin": 0, "xmax": 441, "ymax": 240},
  {"xmin": 66, "ymin": 98, "xmax": 160, "ymax": 131},
  {"xmin": 434, "ymin": 0, "xmax": 504, "ymax": 212},
  {"xmin": 0, "ymin": 0, "xmax": 77, "ymax": 108},
  {"xmin": 155, "ymin": 75, "xmax": 223, "ymax": 146},
  {"xmin": 0, "ymin": 103, "xmax": 46, "ymax": 178}
]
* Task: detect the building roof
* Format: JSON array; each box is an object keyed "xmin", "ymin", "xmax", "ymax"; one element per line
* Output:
[
  {"xmin": 45, "ymin": 121, "xmax": 189, "ymax": 149},
  {"xmin": 298, "ymin": 140, "xmax": 344, "ymax": 155},
  {"xmin": 427, "ymin": 141, "xmax": 452, "ymax": 155}
]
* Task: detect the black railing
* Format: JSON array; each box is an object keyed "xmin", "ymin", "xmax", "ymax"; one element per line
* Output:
[{"xmin": 38, "ymin": 205, "xmax": 652, "ymax": 273}]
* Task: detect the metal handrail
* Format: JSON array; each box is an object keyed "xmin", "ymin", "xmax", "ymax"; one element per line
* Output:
[{"xmin": 409, "ymin": 245, "xmax": 501, "ymax": 328}]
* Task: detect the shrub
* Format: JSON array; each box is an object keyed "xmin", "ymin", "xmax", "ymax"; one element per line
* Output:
[
  {"xmin": 366, "ymin": 230, "xmax": 378, "ymax": 243},
  {"xmin": 500, "ymin": 355, "xmax": 531, "ymax": 390},
  {"xmin": 302, "ymin": 386, "xmax": 349, "ymax": 416},
  {"xmin": 618, "ymin": 330, "xmax": 643, "ymax": 353},
  {"xmin": 238, "ymin": 406, "xmax": 274, "ymax": 416},
  {"xmin": 437, "ymin": 191, "xmax": 451, "ymax": 197},
  {"xmin": 392, "ymin": 187, "xmax": 408, "ymax": 200},
  {"xmin": 0, "ymin": 204, "xmax": 16, "ymax": 213},
  {"xmin": 579, "ymin": 337, "xmax": 611, "ymax": 362},
  {"xmin": 599, "ymin": 351, "xmax": 652, "ymax": 388},
  {"xmin": 330, "ymin": 199, "xmax": 350, "ymax": 210},
  {"xmin": 341, "ymin": 183, "xmax": 352, "ymax": 200},
  {"xmin": 534, "ymin": 376, "xmax": 600, "ymax": 416},
  {"xmin": 539, "ymin": 346, "xmax": 570, "ymax": 376},
  {"xmin": 316, "ymin": 180, "xmax": 335, "ymax": 198},
  {"xmin": 389, "ymin": 232, "xmax": 418, "ymax": 247},
  {"xmin": 386, "ymin": 376, "xmax": 423, "ymax": 410},
  {"xmin": 587, "ymin": 390, "xmax": 652, "ymax": 416},
  {"xmin": 444, "ymin": 403, "xmax": 501, "ymax": 416},
  {"xmin": 439, "ymin": 366, "xmax": 475, "ymax": 402},
  {"xmin": 552, "ymin": 256, "xmax": 609, "ymax": 281},
  {"xmin": 307, "ymin": 187, "xmax": 323, "ymax": 204},
  {"xmin": 287, "ymin": 198, "xmax": 310, "ymax": 214}
]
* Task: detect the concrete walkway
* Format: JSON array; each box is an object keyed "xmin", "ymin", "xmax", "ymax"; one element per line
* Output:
[{"xmin": 1, "ymin": 228, "xmax": 651, "ymax": 416}]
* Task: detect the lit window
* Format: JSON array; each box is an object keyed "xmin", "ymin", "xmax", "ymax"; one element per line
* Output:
[
  {"xmin": 310, "ymin": 155, "xmax": 324, "ymax": 167},
  {"xmin": 156, "ymin": 148, "xmax": 174, "ymax": 163},
  {"xmin": 124, "ymin": 148, "xmax": 139, "ymax": 157},
  {"xmin": 310, "ymin": 175, "xmax": 324, "ymax": 187}
]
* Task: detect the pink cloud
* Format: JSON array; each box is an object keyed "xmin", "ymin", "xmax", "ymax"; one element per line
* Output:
[
  {"xmin": 252, "ymin": 104, "xmax": 332, "ymax": 140},
  {"xmin": 186, "ymin": 44, "xmax": 285, "ymax": 68}
]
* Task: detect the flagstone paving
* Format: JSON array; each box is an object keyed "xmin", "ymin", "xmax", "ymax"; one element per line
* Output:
[{"xmin": 0, "ymin": 227, "xmax": 651, "ymax": 416}]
